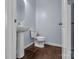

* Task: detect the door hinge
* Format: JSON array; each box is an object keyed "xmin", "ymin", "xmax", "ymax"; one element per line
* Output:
[
  {"xmin": 59, "ymin": 22, "xmax": 63, "ymax": 26},
  {"xmin": 14, "ymin": 19, "xmax": 17, "ymax": 23}
]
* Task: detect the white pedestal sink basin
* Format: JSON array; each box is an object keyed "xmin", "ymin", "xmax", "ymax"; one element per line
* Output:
[
  {"xmin": 17, "ymin": 25, "xmax": 29, "ymax": 32},
  {"xmin": 17, "ymin": 24, "xmax": 29, "ymax": 58}
]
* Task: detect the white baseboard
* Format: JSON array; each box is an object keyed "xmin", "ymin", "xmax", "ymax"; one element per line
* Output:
[
  {"xmin": 45, "ymin": 42, "xmax": 62, "ymax": 47},
  {"xmin": 24, "ymin": 42, "xmax": 62, "ymax": 49},
  {"xmin": 24, "ymin": 42, "xmax": 33, "ymax": 49}
]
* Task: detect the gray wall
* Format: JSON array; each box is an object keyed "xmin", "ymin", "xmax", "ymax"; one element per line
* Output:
[
  {"xmin": 17, "ymin": 0, "xmax": 36, "ymax": 46},
  {"xmin": 36, "ymin": 0, "xmax": 62, "ymax": 45}
]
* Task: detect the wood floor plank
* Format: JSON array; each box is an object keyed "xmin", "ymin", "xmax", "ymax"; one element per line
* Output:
[{"xmin": 17, "ymin": 44, "xmax": 62, "ymax": 59}]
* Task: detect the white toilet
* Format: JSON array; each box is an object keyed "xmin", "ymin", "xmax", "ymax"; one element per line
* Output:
[
  {"xmin": 35, "ymin": 36, "xmax": 45, "ymax": 48},
  {"xmin": 30, "ymin": 31, "xmax": 46, "ymax": 48}
]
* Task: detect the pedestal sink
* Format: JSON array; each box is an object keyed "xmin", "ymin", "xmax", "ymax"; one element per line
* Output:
[{"xmin": 17, "ymin": 24, "xmax": 29, "ymax": 58}]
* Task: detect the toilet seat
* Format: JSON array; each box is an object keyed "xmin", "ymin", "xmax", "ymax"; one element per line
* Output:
[{"xmin": 36, "ymin": 36, "xmax": 45, "ymax": 41}]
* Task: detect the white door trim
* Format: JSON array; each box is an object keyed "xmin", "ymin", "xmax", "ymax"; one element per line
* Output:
[
  {"xmin": 62, "ymin": 0, "xmax": 71, "ymax": 59},
  {"xmin": 5, "ymin": 0, "xmax": 16, "ymax": 59}
]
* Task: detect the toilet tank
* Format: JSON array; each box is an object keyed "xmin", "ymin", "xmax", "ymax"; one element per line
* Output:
[{"xmin": 30, "ymin": 31, "xmax": 37, "ymax": 38}]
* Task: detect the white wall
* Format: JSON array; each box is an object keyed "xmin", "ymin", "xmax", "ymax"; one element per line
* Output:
[
  {"xmin": 17, "ymin": 0, "xmax": 62, "ymax": 46},
  {"xmin": 17, "ymin": 0, "xmax": 36, "ymax": 46},
  {"xmin": 36, "ymin": 0, "xmax": 62, "ymax": 45}
]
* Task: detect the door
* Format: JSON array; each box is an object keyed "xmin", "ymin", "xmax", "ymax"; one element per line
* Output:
[{"xmin": 5, "ymin": 0, "xmax": 17, "ymax": 59}]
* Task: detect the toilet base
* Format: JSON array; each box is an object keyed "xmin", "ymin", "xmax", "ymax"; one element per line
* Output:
[{"xmin": 34, "ymin": 43, "xmax": 44, "ymax": 48}]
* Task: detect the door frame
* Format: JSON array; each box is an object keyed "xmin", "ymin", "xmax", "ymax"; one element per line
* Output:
[
  {"xmin": 5, "ymin": 0, "xmax": 16, "ymax": 59},
  {"xmin": 62, "ymin": 0, "xmax": 71, "ymax": 59},
  {"xmin": 5, "ymin": 0, "xmax": 72, "ymax": 59}
]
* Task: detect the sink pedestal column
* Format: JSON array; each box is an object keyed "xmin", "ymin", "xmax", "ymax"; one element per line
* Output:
[{"xmin": 17, "ymin": 32, "xmax": 25, "ymax": 58}]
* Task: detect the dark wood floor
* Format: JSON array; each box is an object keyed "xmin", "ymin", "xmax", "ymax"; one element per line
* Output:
[{"xmin": 17, "ymin": 44, "xmax": 62, "ymax": 59}]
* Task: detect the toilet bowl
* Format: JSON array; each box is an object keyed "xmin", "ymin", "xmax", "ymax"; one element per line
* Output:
[
  {"xmin": 35, "ymin": 36, "xmax": 45, "ymax": 48},
  {"xmin": 30, "ymin": 30, "xmax": 46, "ymax": 48}
]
